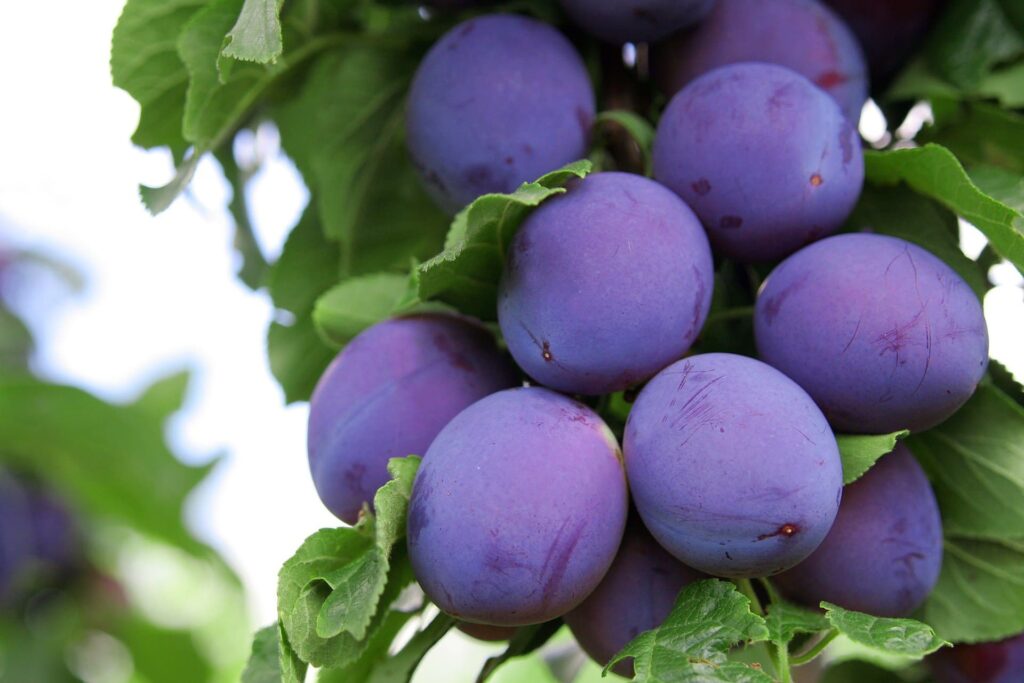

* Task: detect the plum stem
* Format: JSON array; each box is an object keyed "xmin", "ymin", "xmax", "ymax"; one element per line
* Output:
[
  {"xmin": 735, "ymin": 578, "xmax": 763, "ymax": 616},
  {"xmin": 790, "ymin": 629, "xmax": 839, "ymax": 666}
]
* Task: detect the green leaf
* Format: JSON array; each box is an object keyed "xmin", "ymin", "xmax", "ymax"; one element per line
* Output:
[
  {"xmin": 277, "ymin": 528, "xmax": 373, "ymax": 667},
  {"xmin": 269, "ymin": 207, "xmax": 342, "ymax": 315},
  {"xmin": 822, "ymin": 603, "xmax": 948, "ymax": 659},
  {"xmin": 112, "ymin": 612, "xmax": 213, "ymax": 683},
  {"xmin": 132, "ymin": 369, "xmax": 191, "ymax": 420},
  {"xmin": 476, "ymin": 620, "xmax": 562, "ymax": 683},
  {"xmin": 835, "ymin": 431, "xmax": 909, "ymax": 485},
  {"xmin": 274, "ymin": 46, "xmax": 449, "ymax": 273},
  {"xmin": 842, "ymin": 184, "xmax": 989, "ymax": 298},
  {"xmin": 278, "ymin": 459, "xmax": 420, "ymax": 667},
  {"xmin": 971, "ymin": 164, "xmax": 1024, "ymax": 212},
  {"xmin": 923, "ymin": 102, "xmax": 1024, "ymax": 174},
  {"xmin": 268, "ymin": 315, "xmax": 337, "ymax": 404},
  {"xmin": 110, "ymin": 0, "xmax": 205, "ymax": 154},
  {"xmin": 215, "ymin": 145, "xmax": 269, "ymax": 290},
  {"xmin": 317, "ymin": 457, "xmax": 420, "ymax": 640},
  {"xmin": 922, "ymin": 536, "xmax": 1024, "ymax": 642},
  {"xmin": 139, "ymin": 153, "xmax": 200, "ymax": 214},
  {"xmin": 977, "ymin": 62, "xmax": 1024, "ymax": 108},
  {"xmin": 315, "ymin": 609, "xmax": 418, "ymax": 683},
  {"xmin": 595, "ymin": 110, "xmax": 655, "ymax": 175},
  {"xmin": 605, "ymin": 579, "xmax": 772, "ymax": 682},
  {"xmin": 242, "ymin": 625, "xmax": 282, "ymax": 683},
  {"xmin": 364, "ymin": 613, "xmax": 455, "ymax": 683},
  {"xmin": 222, "ymin": 0, "xmax": 285, "ymax": 64},
  {"xmin": 267, "ymin": 207, "xmax": 341, "ymax": 402},
  {"xmin": 864, "ymin": 144, "xmax": 1024, "ymax": 275},
  {"xmin": 417, "ymin": 161, "xmax": 593, "ymax": 320},
  {"xmin": 179, "ymin": 0, "xmax": 266, "ymax": 146},
  {"xmin": 279, "ymin": 621, "xmax": 308, "ymax": 683},
  {"xmin": 0, "ymin": 375, "xmax": 214, "ymax": 557},
  {"xmin": 0, "ymin": 306, "xmax": 34, "ymax": 372},
  {"xmin": 764, "ymin": 601, "xmax": 830, "ymax": 649},
  {"xmin": 988, "ymin": 360, "xmax": 1024, "ymax": 408},
  {"xmin": 908, "ymin": 385, "xmax": 1024, "ymax": 539},
  {"xmin": 312, "ymin": 273, "xmax": 409, "ymax": 348},
  {"xmin": 925, "ymin": 0, "xmax": 1024, "ymax": 89}
]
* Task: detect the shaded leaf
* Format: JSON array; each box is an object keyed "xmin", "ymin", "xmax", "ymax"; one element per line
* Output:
[
  {"xmin": 922, "ymin": 536, "xmax": 1024, "ymax": 642},
  {"xmin": 477, "ymin": 620, "xmax": 563, "ymax": 683},
  {"xmin": 864, "ymin": 144, "xmax": 1024, "ymax": 275},
  {"xmin": 909, "ymin": 385, "xmax": 1024, "ymax": 539}
]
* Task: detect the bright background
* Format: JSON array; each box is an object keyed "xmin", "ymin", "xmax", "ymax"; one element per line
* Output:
[{"xmin": 1, "ymin": 1, "xmax": 1022, "ymax": 678}]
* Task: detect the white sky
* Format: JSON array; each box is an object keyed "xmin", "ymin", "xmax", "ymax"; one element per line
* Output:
[{"xmin": 1, "ymin": 1, "xmax": 1022, "ymax": 677}]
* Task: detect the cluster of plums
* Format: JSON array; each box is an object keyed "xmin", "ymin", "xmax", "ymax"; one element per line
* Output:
[{"xmin": 305, "ymin": 0, "xmax": 1014, "ymax": 677}]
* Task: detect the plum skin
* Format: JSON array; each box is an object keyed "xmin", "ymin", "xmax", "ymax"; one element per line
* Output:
[
  {"xmin": 754, "ymin": 233, "xmax": 989, "ymax": 433},
  {"xmin": 407, "ymin": 387, "xmax": 629, "ymax": 626},
  {"xmin": 307, "ymin": 314, "xmax": 517, "ymax": 524},
  {"xmin": 652, "ymin": 0, "xmax": 868, "ymax": 124},
  {"xmin": 773, "ymin": 443, "xmax": 943, "ymax": 617},
  {"xmin": 498, "ymin": 172, "xmax": 714, "ymax": 395},
  {"xmin": 406, "ymin": 14, "xmax": 594, "ymax": 214},
  {"xmin": 653, "ymin": 62, "xmax": 864, "ymax": 264},
  {"xmin": 0, "ymin": 471, "xmax": 80, "ymax": 605},
  {"xmin": 564, "ymin": 520, "xmax": 706, "ymax": 677},
  {"xmin": 558, "ymin": 0, "xmax": 715, "ymax": 44},
  {"xmin": 930, "ymin": 633, "xmax": 1024, "ymax": 683},
  {"xmin": 824, "ymin": 0, "xmax": 944, "ymax": 85},
  {"xmin": 624, "ymin": 353, "xmax": 843, "ymax": 578}
]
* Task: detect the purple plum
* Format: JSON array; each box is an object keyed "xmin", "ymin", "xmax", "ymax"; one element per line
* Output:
[
  {"xmin": 652, "ymin": 0, "xmax": 868, "ymax": 123},
  {"xmin": 307, "ymin": 314, "xmax": 517, "ymax": 524},
  {"xmin": 407, "ymin": 387, "xmax": 628, "ymax": 625},
  {"xmin": 653, "ymin": 62, "xmax": 864, "ymax": 263},
  {"xmin": 774, "ymin": 443, "xmax": 943, "ymax": 617},
  {"xmin": 406, "ymin": 14, "xmax": 595, "ymax": 214},
  {"xmin": 564, "ymin": 519, "xmax": 706, "ymax": 676},
  {"xmin": 624, "ymin": 353, "xmax": 843, "ymax": 578},
  {"xmin": 558, "ymin": 0, "xmax": 716, "ymax": 44},
  {"xmin": 930, "ymin": 633, "xmax": 1024, "ymax": 683},
  {"xmin": 456, "ymin": 622, "xmax": 518, "ymax": 641},
  {"xmin": 498, "ymin": 172, "xmax": 714, "ymax": 395},
  {"xmin": 755, "ymin": 233, "xmax": 989, "ymax": 433},
  {"xmin": 824, "ymin": 0, "xmax": 944, "ymax": 85}
]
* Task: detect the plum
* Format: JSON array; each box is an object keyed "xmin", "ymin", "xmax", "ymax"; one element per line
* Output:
[
  {"xmin": 0, "ymin": 472, "xmax": 80, "ymax": 606},
  {"xmin": 773, "ymin": 443, "xmax": 943, "ymax": 617},
  {"xmin": 564, "ymin": 519, "xmax": 706, "ymax": 676},
  {"xmin": 930, "ymin": 632, "xmax": 1024, "ymax": 683},
  {"xmin": 406, "ymin": 14, "xmax": 595, "ymax": 214},
  {"xmin": 824, "ymin": 0, "xmax": 944, "ymax": 85},
  {"xmin": 558, "ymin": 0, "xmax": 716, "ymax": 44},
  {"xmin": 407, "ymin": 387, "xmax": 628, "ymax": 625},
  {"xmin": 652, "ymin": 0, "xmax": 868, "ymax": 123},
  {"xmin": 624, "ymin": 353, "xmax": 843, "ymax": 578},
  {"xmin": 653, "ymin": 63, "xmax": 863, "ymax": 263},
  {"xmin": 307, "ymin": 314, "xmax": 517, "ymax": 524},
  {"xmin": 755, "ymin": 233, "xmax": 989, "ymax": 433},
  {"xmin": 455, "ymin": 621, "xmax": 518, "ymax": 641},
  {"xmin": 498, "ymin": 172, "xmax": 713, "ymax": 395}
]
